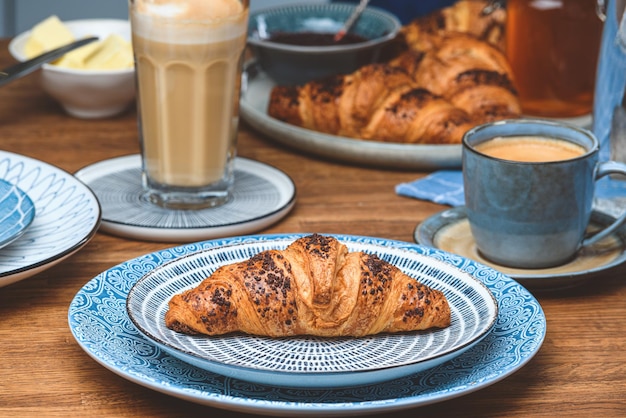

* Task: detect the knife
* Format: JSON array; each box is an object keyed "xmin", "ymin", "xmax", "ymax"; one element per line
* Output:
[{"xmin": 0, "ymin": 36, "xmax": 99, "ymax": 87}]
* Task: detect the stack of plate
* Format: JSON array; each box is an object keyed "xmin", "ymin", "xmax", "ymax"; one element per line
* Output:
[
  {"xmin": 0, "ymin": 150, "xmax": 101, "ymax": 288},
  {"xmin": 69, "ymin": 234, "xmax": 546, "ymax": 416}
]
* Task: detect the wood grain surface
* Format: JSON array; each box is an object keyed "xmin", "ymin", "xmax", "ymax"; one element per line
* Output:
[{"xmin": 0, "ymin": 40, "xmax": 625, "ymax": 418}]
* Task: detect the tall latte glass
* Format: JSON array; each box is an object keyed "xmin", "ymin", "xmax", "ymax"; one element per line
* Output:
[{"xmin": 129, "ymin": 0, "xmax": 249, "ymax": 209}]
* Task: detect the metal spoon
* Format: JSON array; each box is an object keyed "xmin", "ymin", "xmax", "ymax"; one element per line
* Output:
[
  {"xmin": 481, "ymin": 0, "xmax": 506, "ymax": 16},
  {"xmin": 0, "ymin": 36, "xmax": 99, "ymax": 87},
  {"xmin": 334, "ymin": 0, "xmax": 371, "ymax": 42}
]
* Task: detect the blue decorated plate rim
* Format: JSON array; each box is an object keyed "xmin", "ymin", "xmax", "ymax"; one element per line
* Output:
[{"xmin": 68, "ymin": 233, "xmax": 547, "ymax": 415}]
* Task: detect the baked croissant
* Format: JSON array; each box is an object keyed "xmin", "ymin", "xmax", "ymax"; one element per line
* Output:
[
  {"xmin": 268, "ymin": 63, "xmax": 474, "ymax": 144},
  {"xmin": 400, "ymin": 0, "xmax": 507, "ymax": 52},
  {"xmin": 165, "ymin": 234, "xmax": 451, "ymax": 337},
  {"xmin": 391, "ymin": 33, "xmax": 521, "ymax": 123}
]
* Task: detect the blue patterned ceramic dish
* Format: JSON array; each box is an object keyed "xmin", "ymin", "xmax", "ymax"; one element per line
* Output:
[
  {"xmin": 0, "ymin": 179, "xmax": 35, "ymax": 250},
  {"xmin": 247, "ymin": 3, "xmax": 401, "ymax": 85},
  {"xmin": 126, "ymin": 236, "xmax": 498, "ymax": 388},
  {"xmin": 69, "ymin": 234, "xmax": 546, "ymax": 415},
  {"xmin": 0, "ymin": 150, "xmax": 101, "ymax": 288}
]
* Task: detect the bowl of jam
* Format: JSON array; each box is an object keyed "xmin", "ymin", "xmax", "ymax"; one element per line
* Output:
[{"xmin": 247, "ymin": 2, "xmax": 401, "ymax": 85}]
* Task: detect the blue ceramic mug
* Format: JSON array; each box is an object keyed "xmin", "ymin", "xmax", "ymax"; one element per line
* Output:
[{"xmin": 463, "ymin": 119, "xmax": 626, "ymax": 269}]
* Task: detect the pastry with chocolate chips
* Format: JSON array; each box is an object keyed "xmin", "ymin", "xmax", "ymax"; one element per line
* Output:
[{"xmin": 165, "ymin": 234, "xmax": 450, "ymax": 337}]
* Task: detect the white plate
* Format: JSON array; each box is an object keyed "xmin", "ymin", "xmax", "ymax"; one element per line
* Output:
[
  {"xmin": 126, "ymin": 235, "xmax": 498, "ymax": 388},
  {"xmin": 74, "ymin": 155, "xmax": 296, "ymax": 242},
  {"xmin": 0, "ymin": 150, "xmax": 101, "ymax": 288},
  {"xmin": 68, "ymin": 234, "xmax": 546, "ymax": 416},
  {"xmin": 240, "ymin": 64, "xmax": 462, "ymax": 170},
  {"xmin": 0, "ymin": 179, "xmax": 35, "ymax": 250}
]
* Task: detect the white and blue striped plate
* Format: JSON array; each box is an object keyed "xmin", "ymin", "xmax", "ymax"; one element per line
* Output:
[
  {"xmin": 69, "ymin": 234, "xmax": 546, "ymax": 415},
  {"xmin": 0, "ymin": 150, "xmax": 101, "ymax": 288},
  {"xmin": 126, "ymin": 235, "xmax": 498, "ymax": 388},
  {"xmin": 0, "ymin": 179, "xmax": 35, "ymax": 250}
]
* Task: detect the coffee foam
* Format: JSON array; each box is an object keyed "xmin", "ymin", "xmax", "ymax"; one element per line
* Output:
[{"xmin": 132, "ymin": 0, "xmax": 248, "ymax": 44}]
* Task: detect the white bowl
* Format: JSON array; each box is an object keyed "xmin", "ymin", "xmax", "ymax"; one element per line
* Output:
[{"xmin": 9, "ymin": 19, "xmax": 135, "ymax": 119}]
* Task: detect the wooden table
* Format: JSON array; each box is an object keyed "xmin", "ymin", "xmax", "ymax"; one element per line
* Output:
[{"xmin": 0, "ymin": 40, "xmax": 625, "ymax": 417}]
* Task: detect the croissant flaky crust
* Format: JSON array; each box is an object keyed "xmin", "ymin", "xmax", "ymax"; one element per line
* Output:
[
  {"xmin": 165, "ymin": 234, "xmax": 451, "ymax": 337},
  {"xmin": 268, "ymin": 63, "xmax": 475, "ymax": 144},
  {"xmin": 400, "ymin": 0, "xmax": 507, "ymax": 52},
  {"xmin": 266, "ymin": 2, "xmax": 520, "ymax": 144}
]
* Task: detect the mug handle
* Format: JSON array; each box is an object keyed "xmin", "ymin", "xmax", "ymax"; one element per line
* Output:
[{"xmin": 583, "ymin": 160, "xmax": 626, "ymax": 246}]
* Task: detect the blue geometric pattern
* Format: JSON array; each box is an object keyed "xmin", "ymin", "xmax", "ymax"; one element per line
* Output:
[
  {"xmin": 0, "ymin": 179, "xmax": 35, "ymax": 249},
  {"xmin": 126, "ymin": 237, "xmax": 498, "ymax": 388},
  {"xmin": 68, "ymin": 233, "xmax": 546, "ymax": 415},
  {"xmin": 0, "ymin": 150, "xmax": 101, "ymax": 287}
]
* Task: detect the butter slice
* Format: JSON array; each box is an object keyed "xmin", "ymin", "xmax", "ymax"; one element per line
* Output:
[
  {"xmin": 55, "ymin": 34, "xmax": 133, "ymax": 70},
  {"xmin": 24, "ymin": 15, "xmax": 75, "ymax": 58},
  {"xmin": 81, "ymin": 34, "xmax": 133, "ymax": 69}
]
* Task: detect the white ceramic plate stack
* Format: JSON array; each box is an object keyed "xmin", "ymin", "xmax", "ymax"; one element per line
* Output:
[
  {"xmin": 69, "ymin": 234, "xmax": 546, "ymax": 416},
  {"xmin": 0, "ymin": 150, "xmax": 101, "ymax": 288}
]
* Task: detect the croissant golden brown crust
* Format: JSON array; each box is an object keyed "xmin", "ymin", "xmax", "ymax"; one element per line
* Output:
[
  {"xmin": 391, "ymin": 33, "xmax": 521, "ymax": 122},
  {"xmin": 265, "ymin": 1, "xmax": 519, "ymax": 144},
  {"xmin": 268, "ymin": 63, "xmax": 475, "ymax": 144},
  {"xmin": 400, "ymin": 0, "xmax": 507, "ymax": 52},
  {"xmin": 165, "ymin": 234, "xmax": 451, "ymax": 337}
]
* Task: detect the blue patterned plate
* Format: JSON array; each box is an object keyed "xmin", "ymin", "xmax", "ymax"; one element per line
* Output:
[
  {"xmin": 126, "ymin": 236, "xmax": 498, "ymax": 388},
  {"xmin": 69, "ymin": 234, "xmax": 546, "ymax": 415},
  {"xmin": 0, "ymin": 179, "xmax": 35, "ymax": 250},
  {"xmin": 0, "ymin": 150, "xmax": 101, "ymax": 288}
]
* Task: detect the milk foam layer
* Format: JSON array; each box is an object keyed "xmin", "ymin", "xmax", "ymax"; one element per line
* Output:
[{"xmin": 132, "ymin": 0, "xmax": 247, "ymax": 44}]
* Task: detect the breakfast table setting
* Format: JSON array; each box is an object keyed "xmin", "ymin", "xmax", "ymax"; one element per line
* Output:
[{"xmin": 2, "ymin": 1, "xmax": 626, "ymax": 417}]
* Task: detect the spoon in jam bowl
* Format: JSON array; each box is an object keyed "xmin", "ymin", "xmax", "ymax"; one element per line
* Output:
[{"xmin": 334, "ymin": 0, "xmax": 370, "ymax": 42}]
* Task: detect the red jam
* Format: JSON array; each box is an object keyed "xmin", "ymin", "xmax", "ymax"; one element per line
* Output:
[{"xmin": 268, "ymin": 32, "xmax": 369, "ymax": 46}]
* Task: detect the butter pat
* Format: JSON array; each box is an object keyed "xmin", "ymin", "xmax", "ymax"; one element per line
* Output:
[
  {"xmin": 24, "ymin": 15, "xmax": 74, "ymax": 58},
  {"xmin": 56, "ymin": 34, "xmax": 133, "ymax": 70},
  {"xmin": 24, "ymin": 15, "xmax": 134, "ymax": 70}
]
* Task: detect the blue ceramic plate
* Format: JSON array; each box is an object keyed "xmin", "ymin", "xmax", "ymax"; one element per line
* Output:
[
  {"xmin": 0, "ymin": 150, "xmax": 101, "ymax": 288},
  {"xmin": 69, "ymin": 234, "xmax": 546, "ymax": 416},
  {"xmin": 126, "ymin": 236, "xmax": 498, "ymax": 388},
  {"xmin": 0, "ymin": 179, "xmax": 35, "ymax": 250}
]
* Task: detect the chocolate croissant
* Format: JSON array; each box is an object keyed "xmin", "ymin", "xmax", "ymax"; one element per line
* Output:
[
  {"xmin": 268, "ymin": 63, "xmax": 474, "ymax": 144},
  {"xmin": 391, "ymin": 33, "xmax": 521, "ymax": 123},
  {"xmin": 400, "ymin": 0, "xmax": 507, "ymax": 52},
  {"xmin": 165, "ymin": 234, "xmax": 451, "ymax": 337}
]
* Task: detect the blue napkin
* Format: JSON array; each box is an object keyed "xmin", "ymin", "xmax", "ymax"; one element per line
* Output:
[
  {"xmin": 396, "ymin": 170, "xmax": 465, "ymax": 206},
  {"xmin": 396, "ymin": 170, "xmax": 626, "ymax": 207}
]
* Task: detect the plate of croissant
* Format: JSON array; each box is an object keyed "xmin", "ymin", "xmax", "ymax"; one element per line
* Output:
[
  {"xmin": 241, "ymin": 1, "xmax": 521, "ymax": 170},
  {"xmin": 126, "ymin": 233, "xmax": 498, "ymax": 388}
]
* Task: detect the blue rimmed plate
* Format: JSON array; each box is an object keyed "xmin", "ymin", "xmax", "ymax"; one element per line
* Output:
[
  {"xmin": 69, "ymin": 234, "xmax": 546, "ymax": 415},
  {"xmin": 0, "ymin": 179, "xmax": 35, "ymax": 250},
  {"xmin": 126, "ymin": 236, "xmax": 498, "ymax": 388},
  {"xmin": 0, "ymin": 150, "xmax": 101, "ymax": 288}
]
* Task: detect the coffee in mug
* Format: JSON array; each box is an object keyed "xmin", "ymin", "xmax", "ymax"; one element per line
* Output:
[
  {"xmin": 463, "ymin": 119, "xmax": 626, "ymax": 269},
  {"xmin": 130, "ymin": 0, "xmax": 249, "ymax": 209},
  {"xmin": 474, "ymin": 135, "xmax": 587, "ymax": 162}
]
